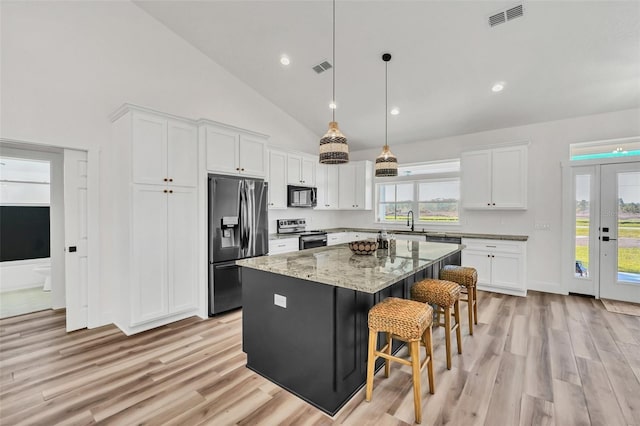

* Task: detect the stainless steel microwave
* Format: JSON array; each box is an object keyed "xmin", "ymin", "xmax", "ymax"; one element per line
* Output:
[{"xmin": 287, "ymin": 185, "xmax": 317, "ymax": 208}]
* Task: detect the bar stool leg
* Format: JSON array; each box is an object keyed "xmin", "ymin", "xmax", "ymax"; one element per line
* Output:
[
  {"xmin": 454, "ymin": 300, "xmax": 462, "ymax": 354},
  {"xmin": 409, "ymin": 340, "xmax": 422, "ymax": 424},
  {"xmin": 384, "ymin": 332, "xmax": 392, "ymax": 378},
  {"xmin": 423, "ymin": 326, "xmax": 435, "ymax": 394},
  {"xmin": 467, "ymin": 288, "xmax": 474, "ymax": 335},
  {"xmin": 444, "ymin": 306, "xmax": 452, "ymax": 370},
  {"xmin": 365, "ymin": 329, "xmax": 377, "ymax": 402},
  {"xmin": 473, "ymin": 287, "xmax": 478, "ymax": 324}
]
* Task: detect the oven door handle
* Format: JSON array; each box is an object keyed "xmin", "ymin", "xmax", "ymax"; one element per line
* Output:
[{"xmin": 301, "ymin": 236, "xmax": 327, "ymax": 242}]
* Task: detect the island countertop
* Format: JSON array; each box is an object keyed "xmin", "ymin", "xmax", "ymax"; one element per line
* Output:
[{"xmin": 236, "ymin": 241, "xmax": 463, "ymax": 294}]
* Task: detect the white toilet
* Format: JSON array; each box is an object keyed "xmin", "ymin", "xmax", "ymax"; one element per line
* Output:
[{"xmin": 33, "ymin": 264, "xmax": 52, "ymax": 292}]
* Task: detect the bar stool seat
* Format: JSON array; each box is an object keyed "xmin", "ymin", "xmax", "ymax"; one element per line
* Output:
[
  {"xmin": 440, "ymin": 265, "xmax": 478, "ymax": 335},
  {"xmin": 366, "ymin": 297, "xmax": 435, "ymax": 424},
  {"xmin": 411, "ymin": 279, "xmax": 462, "ymax": 370}
]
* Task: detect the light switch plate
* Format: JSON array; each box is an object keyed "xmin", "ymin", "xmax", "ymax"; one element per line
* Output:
[{"xmin": 274, "ymin": 294, "xmax": 287, "ymax": 308}]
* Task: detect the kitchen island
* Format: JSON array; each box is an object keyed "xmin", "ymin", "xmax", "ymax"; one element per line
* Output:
[{"xmin": 237, "ymin": 241, "xmax": 462, "ymax": 415}]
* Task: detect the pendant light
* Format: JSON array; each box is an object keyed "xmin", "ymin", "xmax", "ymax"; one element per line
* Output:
[
  {"xmin": 319, "ymin": 0, "xmax": 349, "ymax": 164},
  {"xmin": 375, "ymin": 53, "xmax": 398, "ymax": 177}
]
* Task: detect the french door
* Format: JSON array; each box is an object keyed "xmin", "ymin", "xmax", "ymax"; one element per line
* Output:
[{"xmin": 566, "ymin": 162, "xmax": 640, "ymax": 303}]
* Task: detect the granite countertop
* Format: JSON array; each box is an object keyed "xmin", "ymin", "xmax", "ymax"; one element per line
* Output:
[
  {"xmin": 269, "ymin": 228, "xmax": 528, "ymax": 241},
  {"xmin": 237, "ymin": 241, "xmax": 463, "ymax": 294}
]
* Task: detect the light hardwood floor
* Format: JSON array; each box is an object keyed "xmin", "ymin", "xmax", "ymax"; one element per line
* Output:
[{"xmin": 1, "ymin": 291, "xmax": 639, "ymax": 425}]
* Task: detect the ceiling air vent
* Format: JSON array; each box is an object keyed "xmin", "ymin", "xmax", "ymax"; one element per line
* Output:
[
  {"xmin": 312, "ymin": 61, "xmax": 332, "ymax": 74},
  {"xmin": 488, "ymin": 4, "xmax": 524, "ymax": 27},
  {"xmin": 489, "ymin": 12, "xmax": 506, "ymax": 27},
  {"xmin": 506, "ymin": 5, "xmax": 524, "ymax": 21}
]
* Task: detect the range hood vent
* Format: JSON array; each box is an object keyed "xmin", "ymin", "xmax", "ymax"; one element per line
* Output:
[
  {"xmin": 312, "ymin": 61, "xmax": 332, "ymax": 74},
  {"xmin": 489, "ymin": 4, "xmax": 524, "ymax": 27}
]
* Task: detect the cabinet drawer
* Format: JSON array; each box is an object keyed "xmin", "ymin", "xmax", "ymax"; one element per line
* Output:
[
  {"xmin": 461, "ymin": 238, "xmax": 523, "ymax": 254},
  {"xmin": 269, "ymin": 238, "xmax": 299, "ymax": 255}
]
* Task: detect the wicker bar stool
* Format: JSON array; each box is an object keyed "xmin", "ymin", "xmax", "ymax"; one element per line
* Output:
[
  {"xmin": 411, "ymin": 279, "xmax": 462, "ymax": 370},
  {"xmin": 440, "ymin": 265, "xmax": 478, "ymax": 335},
  {"xmin": 365, "ymin": 297, "xmax": 435, "ymax": 424}
]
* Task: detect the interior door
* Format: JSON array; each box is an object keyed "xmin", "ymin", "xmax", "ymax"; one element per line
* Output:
[
  {"xmin": 63, "ymin": 149, "xmax": 89, "ymax": 331},
  {"xmin": 599, "ymin": 162, "xmax": 640, "ymax": 303}
]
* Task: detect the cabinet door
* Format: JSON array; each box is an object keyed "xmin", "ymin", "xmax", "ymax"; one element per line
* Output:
[
  {"xmin": 205, "ymin": 126, "xmax": 239, "ymax": 174},
  {"xmin": 461, "ymin": 150, "xmax": 492, "ymax": 209},
  {"xmin": 491, "ymin": 252, "xmax": 524, "ymax": 291},
  {"xmin": 301, "ymin": 156, "xmax": 316, "ymax": 186},
  {"xmin": 287, "ymin": 154, "xmax": 303, "ymax": 185},
  {"xmin": 462, "ymin": 250, "xmax": 492, "ymax": 286},
  {"xmin": 268, "ymin": 151, "xmax": 287, "ymax": 209},
  {"xmin": 327, "ymin": 232, "xmax": 347, "ymax": 246},
  {"xmin": 315, "ymin": 163, "xmax": 329, "ymax": 209},
  {"xmin": 132, "ymin": 112, "xmax": 167, "ymax": 186},
  {"xmin": 338, "ymin": 164, "xmax": 357, "ymax": 209},
  {"xmin": 354, "ymin": 162, "xmax": 368, "ymax": 209},
  {"xmin": 167, "ymin": 120, "xmax": 198, "ymax": 187},
  {"xmin": 491, "ymin": 146, "xmax": 527, "ymax": 209},
  {"xmin": 167, "ymin": 187, "xmax": 198, "ymax": 314},
  {"xmin": 131, "ymin": 185, "xmax": 168, "ymax": 324},
  {"xmin": 326, "ymin": 165, "xmax": 340, "ymax": 209},
  {"xmin": 239, "ymin": 135, "xmax": 267, "ymax": 178}
]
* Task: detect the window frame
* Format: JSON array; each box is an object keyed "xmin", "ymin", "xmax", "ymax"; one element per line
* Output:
[{"xmin": 375, "ymin": 163, "xmax": 461, "ymax": 227}]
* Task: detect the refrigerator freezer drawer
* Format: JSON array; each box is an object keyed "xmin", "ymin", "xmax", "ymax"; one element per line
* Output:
[{"xmin": 209, "ymin": 261, "xmax": 242, "ymax": 315}]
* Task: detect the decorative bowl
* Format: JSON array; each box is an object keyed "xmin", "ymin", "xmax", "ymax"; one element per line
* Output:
[{"xmin": 348, "ymin": 240, "xmax": 379, "ymax": 255}]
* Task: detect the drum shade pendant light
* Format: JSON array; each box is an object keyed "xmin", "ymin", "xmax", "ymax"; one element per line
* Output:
[
  {"xmin": 319, "ymin": 0, "xmax": 349, "ymax": 164},
  {"xmin": 375, "ymin": 53, "xmax": 398, "ymax": 177}
]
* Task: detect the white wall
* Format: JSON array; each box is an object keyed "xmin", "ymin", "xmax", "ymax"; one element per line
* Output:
[
  {"xmin": 341, "ymin": 108, "xmax": 640, "ymax": 294},
  {"xmin": 1, "ymin": 1, "xmax": 320, "ymax": 325}
]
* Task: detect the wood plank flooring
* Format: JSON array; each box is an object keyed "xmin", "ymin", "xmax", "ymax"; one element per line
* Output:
[{"xmin": 1, "ymin": 291, "xmax": 639, "ymax": 425}]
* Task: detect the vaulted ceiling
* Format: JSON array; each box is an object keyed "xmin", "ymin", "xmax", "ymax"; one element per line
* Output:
[{"xmin": 135, "ymin": 1, "xmax": 640, "ymax": 151}]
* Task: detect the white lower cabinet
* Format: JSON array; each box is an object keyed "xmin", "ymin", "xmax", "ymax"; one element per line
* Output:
[
  {"xmin": 269, "ymin": 238, "xmax": 299, "ymax": 255},
  {"xmin": 462, "ymin": 238, "xmax": 527, "ymax": 296},
  {"xmin": 327, "ymin": 232, "xmax": 350, "ymax": 246},
  {"xmin": 131, "ymin": 185, "xmax": 198, "ymax": 326}
]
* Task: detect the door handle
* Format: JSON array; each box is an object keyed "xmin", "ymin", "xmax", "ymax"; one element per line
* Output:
[
  {"xmin": 68, "ymin": 246, "xmax": 77, "ymax": 252},
  {"xmin": 601, "ymin": 236, "xmax": 617, "ymax": 242}
]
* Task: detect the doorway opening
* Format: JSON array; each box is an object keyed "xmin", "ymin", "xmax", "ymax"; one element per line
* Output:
[
  {"xmin": 0, "ymin": 157, "xmax": 53, "ymax": 318},
  {"xmin": 563, "ymin": 137, "xmax": 640, "ymax": 303}
]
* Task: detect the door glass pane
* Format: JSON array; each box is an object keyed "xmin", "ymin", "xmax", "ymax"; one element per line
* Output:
[
  {"xmin": 575, "ymin": 174, "xmax": 590, "ymax": 278},
  {"xmin": 617, "ymin": 171, "xmax": 640, "ymax": 284}
]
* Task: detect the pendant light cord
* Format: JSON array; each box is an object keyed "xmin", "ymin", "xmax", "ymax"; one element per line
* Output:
[
  {"xmin": 384, "ymin": 59, "xmax": 388, "ymax": 149},
  {"xmin": 332, "ymin": 0, "xmax": 336, "ymax": 123}
]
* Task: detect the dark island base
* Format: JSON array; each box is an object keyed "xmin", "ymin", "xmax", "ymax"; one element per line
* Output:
[{"xmin": 241, "ymin": 252, "xmax": 460, "ymax": 415}]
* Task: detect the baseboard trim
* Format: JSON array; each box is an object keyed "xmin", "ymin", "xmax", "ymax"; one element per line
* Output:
[{"xmin": 527, "ymin": 280, "xmax": 568, "ymax": 295}]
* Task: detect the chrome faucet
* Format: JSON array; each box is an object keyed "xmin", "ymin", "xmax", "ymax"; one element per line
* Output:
[{"xmin": 407, "ymin": 210, "xmax": 414, "ymax": 232}]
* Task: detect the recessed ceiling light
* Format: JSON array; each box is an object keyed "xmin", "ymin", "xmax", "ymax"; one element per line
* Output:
[
  {"xmin": 390, "ymin": 107, "xmax": 400, "ymax": 115},
  {"xmin": 492, "ymin": 82, "xmax": 505, "ymax": 92},
  {"xmin": 280, "ymin": 55, "xmax": 290, "ymax": 66},
  {"xmin": 329, "ymin": 102, "xmax": 337, "ymax": 109}
]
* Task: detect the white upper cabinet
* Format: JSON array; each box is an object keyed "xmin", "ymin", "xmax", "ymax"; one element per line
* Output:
[
  {"xmin": 202, "ymin": 123, "xmax": 267, "ymax": 178},
  {"xmin": 316, "ymin": 163, "xmax": 340, "ymax": 209},
  {"xmin": 287, "ymin": 153, "xmax": 316, "ymax": 186},
  {"xmin": 267, "ymin": 150, "xmax": 287, "ymax": 209},
  {"xmin": 338, "ymin": 160, "xmax": 372, "ymax": 210},
  {"xmin": 131, "ymin": 112, "xmax": 197, "ymax": 188},
  {"xmin": 461, "ymin": 144, "xmax": 527, "ymax": 209}
]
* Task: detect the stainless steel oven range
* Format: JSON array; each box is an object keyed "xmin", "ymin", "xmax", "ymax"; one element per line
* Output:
[{"xmin": 276, "ymin": 218, "xmax": 327, "ymax": 250}]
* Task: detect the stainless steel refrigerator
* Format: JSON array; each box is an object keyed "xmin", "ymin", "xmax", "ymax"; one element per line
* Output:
[{"xmin": 208, "ymin": 174, "xmax": 268, "ymax": 315}]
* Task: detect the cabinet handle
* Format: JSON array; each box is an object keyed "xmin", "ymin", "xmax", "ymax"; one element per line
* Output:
[
  {"xmin": 164, "ymin": 189, "xmax": 168, "ymax": 193},
  {"xmin": 492, "ymin": 255, "xmax": 495, "ymax": 258},
  {"xmin": 169, "ymin": 190, "xmax": 173, "ymax": 193},
  {"xmin": 169, "ymin": 178, "xmax": 173, "ymax": 182},
  {"xmin": 487, "ymin": 203, "xmax": 490, "ymax": 206},
  {"xmin": 241, "ymin": 168, "xmax": 245, "ymax": 171},
  {"xmin": 236, "ymin": 167, "xmax": 240, "ymax": 171},
  {"xmin": 492, "ymin": 203, "xmax": 496, "ymax": 206},
  {"xmin": 486, "ymin": 245, "xmax": 496, "ymax": 248},
  {"xmin": 164, "ymin": 178, "xmax": 168, "ymax": 182},
  {"xmin": 487, "ymin": 254, "xmax": 490, "ymax": 258}
]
